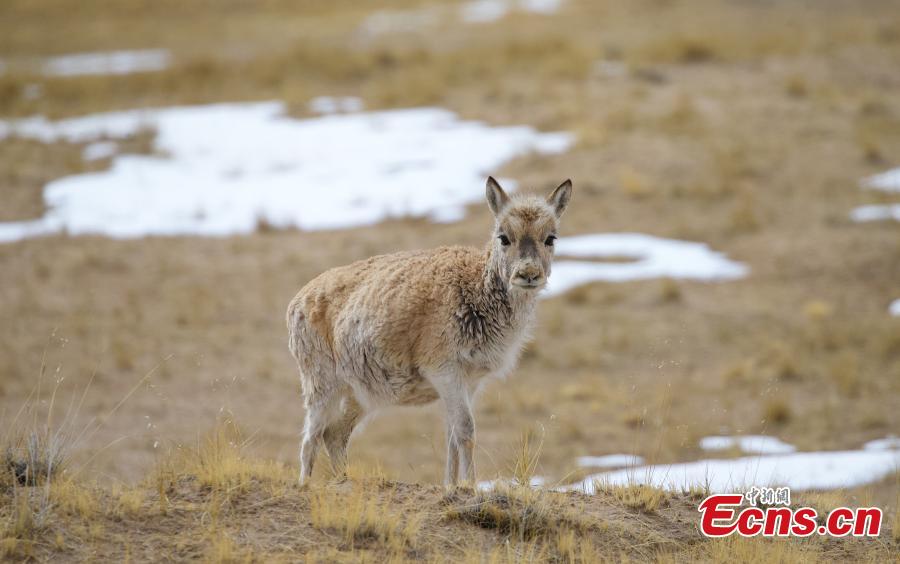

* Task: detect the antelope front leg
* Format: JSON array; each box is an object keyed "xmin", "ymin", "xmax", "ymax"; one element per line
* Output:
[
  {"xmin": 444, "ymin": 423, "xmax": 460, "ymax": 485},
  {"xmin": 444, "ymin": 399, "xmax": 475, "ymax": 485},
  {"xmin": 456, "ymin": 414, "xmax": 475, "ymax": 484},
  {"xmin": 430, "ymin": 371, "xmax": 475, "ymax": 486}
]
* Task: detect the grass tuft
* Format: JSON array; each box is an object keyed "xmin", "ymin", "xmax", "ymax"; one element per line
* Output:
[
  {"xmin": 4, "ymin": 423, "xmax": 73, "ymax": 488},
  {"xmin": 172, "ymin": 420, "xmax": 292, "ymax": 495},
  {"xmin": 0, "ymin": 489, "xmax": 52, "ymax": 560},
  {"xmin": 599, "ymin": 482, "xmax": 669, "ymax": 514},
  {"xmin": 446, "ymin": 485, "xmax": 589, "ymax": 543},
  {"xmin": 310, "ymin": 482, "xmax": 420, "ymax": 553},
  {"xmin": 510, "ymin": 429, "xmax": 542, "ymax": 488}
]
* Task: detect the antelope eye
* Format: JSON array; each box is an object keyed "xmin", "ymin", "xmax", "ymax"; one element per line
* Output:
[
  {"xmin": 498, "ymin": 234, "xmax": 511, "ymax": 246},
  {"xmin": 544, "ymin": 235, "xmax": 557, "ymax": 246}
]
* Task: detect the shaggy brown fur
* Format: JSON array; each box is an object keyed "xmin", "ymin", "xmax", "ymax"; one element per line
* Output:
[{"xmin": 287, "ymin": 177, "xmax": 573, "ymax": 485}]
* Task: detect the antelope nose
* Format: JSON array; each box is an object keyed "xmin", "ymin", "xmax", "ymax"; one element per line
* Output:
[{"xmin": 516, "ymin": 266, "xmax": 542, "ymax": 283}]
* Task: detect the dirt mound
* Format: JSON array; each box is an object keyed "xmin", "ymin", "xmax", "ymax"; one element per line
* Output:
[{"xmin": 3, "ymin": 461, "xmax": 895, "ymax": 562}]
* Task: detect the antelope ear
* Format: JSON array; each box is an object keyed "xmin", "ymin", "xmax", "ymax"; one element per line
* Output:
[
  {"xmin": 546, "ymin": 179, "xmax": 573, "ymax": 218},
  {"xmin": 485, "ymin": 176, "xmax": 510, "ymax": 216}
]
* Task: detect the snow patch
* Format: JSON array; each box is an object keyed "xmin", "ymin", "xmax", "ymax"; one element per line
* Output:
[
  {"xmin": 461, "ymin": 0, "xmax": 510, "ymax": 23},
  {"xmin": 477, "ymin": 476, "xmax": 546, "ymax": 492},
  {"xmin": 519, "ymin": 0, "xmax": 564, "ymax": 14},
  {"xmin": 850, "ymin": 168, "xmax": 900, "ymax": 223},
  {"xmin": 852, "ymin": 169, "xmax": 900, "ymax": 316},
  {"xmin": 360, "ymin": 8, "xmax": 441, "ymax": 36},
  {"xmin": 0, "ymin": 101, "xmax": 572, "ymax": 242},
  {"xmin": 82, "ymin": 141, "xmax": 118, "ymax": 161},
  {"xmin": 543, "ymin": 233, "xmax": 748, "ymax": 297},
  {"xmin": 850, "ymin": 204, "xmax": 900, "ymax": 222},
  {"xmin": 577, "ymin": 454, "xmax": 644, "ymax": 468},
  {"xmin": 699, "ymin": 435, "xmax": 796, "ymax": 455},
  {"xmin": 851, "ymin": 167, "xmax": 900, "ymax": 222},
  {"xmin": 461, "ymin": 0, "xmax": 564, "ymax": 22},
  {"xmin": 564, "ymin": 438, "xmax": 900, "ymax": 493},
  {"xmin": 890, "ymin": 299, "xmax": 900, "ymax": 317},
  {"xmin": 863, "ymin": 167, "xmax": 900, "ymax": 193},
  {"xmin": 363, "ymin": 0, "xmax": 564, "ymax": 35},
  {"xmin": 0, "ymin": 111, "xmax": 157, "ymax": 143},
  {"xmin": 429, "ymin": 206, "xmax": 468, "ymax": 224},
  {"xmin": 308, "ymin": 96, "xmax": 364, "ymax": 115},
  {"xmin": 42, "ymin": 50, "xmax": 171, "ymax": 77},
  {"xmin": 0, "ymin": 220, "xmax": 62, "ymax": 243},
  {"xmin": 864, "ymin": 436, "xmax": 900, "ymax": 451}
]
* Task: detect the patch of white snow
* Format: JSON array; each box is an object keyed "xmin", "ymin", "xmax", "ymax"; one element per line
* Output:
[
  {"xmin": 519, "ymin": 0, "xmax": 563, "ymax": 14},
  {"xmin": 863, "ymin": 167, "xmax": 900, "ymax": 193},
  {"xmin": 699, "ymin": 435, "xmax": 796, "ymax": 455},
  {"xmin": 0, "ymin": 102, "xmax": 572, "ymax": 242},
  {"xmin": 82, "ymin": 141, "xmax": 118, "ymax": 161},
  {"xmin": 577, "ymin": 454, "xmax": 645, "ymax": 468},
  {"xmin": 850, "ymin": 204, "xmax": 900, "ymax": 222},
  {"xmin": 890, "ymin": 299, "xmax": 900, "ymax": 317},
  {"xmin": 43, "ymin": 50, "xmax": 170, "ymax": 77},
  {"xmin": 864, "ymin": 436, "xmax": 900, "ymax": 451},
  {"xmin": 461, "ymin": 0, "xmax": 510, "ymax": 23},
  {"xmin": 477, "ymin": 476, "xmax": 546, "ymax": 492},
  {"xmin": 543, "ymin": 233, "xmax": 748, "ymax": 297},
  {"xmin": 564, "ymin": 445, "xmax": 900, "ymax": 493},
  {"xmin": 308, "ymin": 96, "xmax": 364, "ymax": 115}
]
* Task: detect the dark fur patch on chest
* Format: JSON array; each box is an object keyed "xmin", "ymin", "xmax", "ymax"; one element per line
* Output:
[{"xmin": 456, "ymin": 276, "xmax": 513, "ymax": 343}]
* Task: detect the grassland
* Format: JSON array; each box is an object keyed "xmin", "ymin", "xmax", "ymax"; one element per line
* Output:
[
  {"xmin": 2, "ymin": 423, "xmax": 896, "ymax": 562},
  {"xmin": 1, "ymin": 0, "xmax": 899, "ymax": 560}
]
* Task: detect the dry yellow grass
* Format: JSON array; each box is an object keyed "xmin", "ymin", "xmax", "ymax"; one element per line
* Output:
[
  {"xmin": 695, "ymin": 535, "xmax": 819, "ymax": 564},
  {"xmin": 310, "ymin": 483, "xmax": 421, "ymax": 555},
  {"xmin": 1, "ymin": 421, "xmax": 897, "ymax": 561},
  {"xmin": 111, "ymin": 484, "xmax": 145, "ymax": 518},
  {"xmin": 606, "ymin": 483, "xmax": 669, "ymax": 514},
  {"xmin": 445, "ymin": 484, "xmax": 589, "ymax": 543}
]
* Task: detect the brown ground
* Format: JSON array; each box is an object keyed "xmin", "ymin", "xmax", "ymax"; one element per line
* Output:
[
  {"xmin": 1, "ymin": 0, "xmax": 899, "ymax": 560},
  {"xmin": 1, "ymin": 432, "xmax": 896, "ymax": 562}
]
